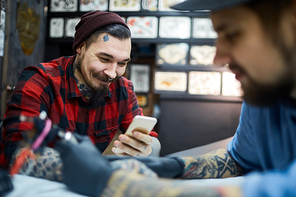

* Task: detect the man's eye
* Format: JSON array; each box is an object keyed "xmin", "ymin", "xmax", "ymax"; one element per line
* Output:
[
  {"xmin": 225, "ymin": 31, "xmax": 240, "ymax": 42},
  {"xmin": 100, "ymin": 57, "xmax": 109, "ymax": 62},
  {"xmin": 118, "ymin": 62, "xmax": 127, "ymax": 66}
]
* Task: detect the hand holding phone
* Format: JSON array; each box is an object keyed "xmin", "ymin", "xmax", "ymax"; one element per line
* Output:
[{"xmin": 115, "ymin": 115, "xmax": 157, "ymax": 154}]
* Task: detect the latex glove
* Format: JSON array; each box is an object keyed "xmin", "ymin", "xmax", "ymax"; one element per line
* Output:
[
  {"xmin": 106, "ymin": 155, "xmax": 184, "ymax": 178},
  {"xmin": 55, "ymin": 135, "xmax": 113, "ymax": 197}
]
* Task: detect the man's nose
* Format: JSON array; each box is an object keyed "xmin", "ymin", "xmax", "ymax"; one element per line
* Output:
[
  {"xmin": 213, "ymin": 40, "xmax": 232, "ymax": 67},
  {"xmin": 104, "ymin": 62, "xmax": 117, "ymax": 79}
]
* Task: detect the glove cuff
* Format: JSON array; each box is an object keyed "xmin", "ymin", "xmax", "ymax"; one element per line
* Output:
[{"xmin": 170, "ymin": 157, "xmax": 185, "ymax": 178}]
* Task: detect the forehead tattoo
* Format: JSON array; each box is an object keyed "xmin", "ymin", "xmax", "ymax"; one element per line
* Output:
[{"xmin": 103, "ymin": 35, "xmax": 109, "ymax": 42}]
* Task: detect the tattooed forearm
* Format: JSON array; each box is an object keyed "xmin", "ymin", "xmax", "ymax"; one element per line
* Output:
[
  {"xmin": 180, "ymin": 149, "xmax": 243, "ymax": 179},
  {"xmin": 11, "ymin": 147, "xmax": 63, "ymax": 181},
  {"xmin": 102, "ymin": 170, "xmax": 237, "ymax": 197}
]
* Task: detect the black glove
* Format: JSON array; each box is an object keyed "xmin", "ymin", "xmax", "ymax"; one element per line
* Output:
[
  {"xmin": 106, "ymin": 155, "xmax": 185, "ymax": 178},
  {"xmin": 55, "ymin": 135, "xmax": 113, "ymax": 197},
  {"xmin": 0, "ymin": 166, "xmax": 13, "ymax": 196}
]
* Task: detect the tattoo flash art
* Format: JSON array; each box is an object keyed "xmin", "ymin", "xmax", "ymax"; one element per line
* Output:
[
  {"xmin": 109, "ymin": 0, "xmax": 141, "ymax": 11},
  {"xmin": 154, "ymin": 71, "xmax": 187, "ymax": 92},
  {"xmin": 159, "ymin": 16, "xmax": 191, "ymax": 39},
  {"xmin": 190, "ymin": 45, "xmax": 216, "ymax": 66},
  {"xmin": 80, "ymin": 0, "xmax": 108, "ymax": 11},
  {"xmin": 50, "ymin": 18, "xmax": 64, "ymax": 38},
  {"xmin": 158, "ymin": 0, "xmax": 184, "ymax": 11},
  {"xmin": 141, "ymin": 0, "xmax": 158, "ymax": 11},
  {"xmin": 192, "ymin": 18, "xmax": 217, "ymax": 39},
  {"xmin": 130, "ymin": 64, "xmax": 150, "ymax": 93},
  {"xmin": 157, "ymin": 43, "xmax": 189, "ymax": 65},
  {"xmin": 127, "ymin": 17, "xmax": 158, "ymax": 39},
  {"xmin": 188, "ymin": 71, "xmax": 221, "ymax": 95},
  {"xmin": 65, "ymin": 18, "xmax": 80, "ymax": 37},
  {"xmin": 50, "ymin": 0, "xmax": 78, "ymax": 12}
]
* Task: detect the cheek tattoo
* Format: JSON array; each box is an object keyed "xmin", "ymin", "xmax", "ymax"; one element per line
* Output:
[{"xmin": 103, "ymin": 35, "xmax": 109, "ymax": 42}]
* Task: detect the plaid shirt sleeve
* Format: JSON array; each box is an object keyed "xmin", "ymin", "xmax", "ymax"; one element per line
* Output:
[{"xmin": 0, "ymin": 63, "xmax": 54, "ymax": 169}]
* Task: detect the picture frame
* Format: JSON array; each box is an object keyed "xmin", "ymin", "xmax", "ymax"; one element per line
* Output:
[
  {"xmin": 159, "ymin": 16, "xmax": 191, "ymax": 39},
  {"xmin": 136, "ymin": 94, "xmax": 149, "ymax": 107},
  {"xmin": 109, "ymin": 0, "xmax": 141, "ymax": 11},
  {"xmin": 127, "ymin": 16, "xmax": 158, "ymax": 39},
  {"xmin": 141, "ymin": 0, "xmax": 158, "ymax": 11},
  {"xmin": 156, "ymin": 43, "xmax": 189, "ymax": 65},
  {"xmin": 189, "ymin": 45, "xmax": 216, "ymax": 66},
  {"xmin": 49, "ymin": 18, "xmax": 64, "ymax": 38},
  {"xmin": 154, "ymin": 71, "xmax": 187, "ymax": 92},
  {"xmin": 50, "ymin": 0, "xmax": 78, "ymax": 12},
  {"xmin": 130, "ymin": 64, "xmax": 150, "ymax": 93},
  {"xmin": 192, "ymin": 18, "xmax": 217, "ymax": 39},
  {"xmin": 80, "ymin": 0, "xmax": 108, "ymax": 11},
  {"xmin": 188, "ymin": 71, "xmax": 221, "ymax": 95},
  {"xmin": 158, "ymin": 0, "xmax": 184, "ymax": 11},
  {"xmin": 65, "ymin": 18, "xmax": 80, "ymax": 37}
]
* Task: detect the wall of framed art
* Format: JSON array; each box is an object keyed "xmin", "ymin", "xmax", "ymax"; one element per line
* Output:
[{"xmin": 45, "ymin": 0, "xmax": 243, "ymax": 156}]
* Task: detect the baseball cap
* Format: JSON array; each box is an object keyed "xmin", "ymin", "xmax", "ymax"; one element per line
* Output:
[{"xmin": 170, "ymin": 0, "xmax": 254, "ymax": 11}]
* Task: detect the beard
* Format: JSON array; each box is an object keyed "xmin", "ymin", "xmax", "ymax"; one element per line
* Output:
[
  {"xmin": 240, "ymin": 74, "xmax": 293, "ymax": 106},
  {"xmin": 73, "ymin": 55, "xmax": 111, "ymax": 108},
  {"xmin": 230, "ymin": 46, "xmax": 295, "ymax": 106}
]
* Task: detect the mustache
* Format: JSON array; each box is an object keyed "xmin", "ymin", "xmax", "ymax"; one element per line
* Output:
[
  {"xmin": 228, "ymin": 63, "xmax": 246, "ymax": 74},
  {"xmin": 92, "ymin": 73, "xmax": 117, "ymax": 83}
]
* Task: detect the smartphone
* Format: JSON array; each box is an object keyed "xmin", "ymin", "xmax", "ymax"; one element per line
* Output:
[{"xmin": 115, "ymin": 115, "xmax": 157, "ymax": 153}]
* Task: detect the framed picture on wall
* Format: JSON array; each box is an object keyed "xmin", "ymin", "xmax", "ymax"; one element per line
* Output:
[
  {"xmin": 136, "ymin": 94, "xmax": 149, "ymax": 107},
  {"xmin": 190, "ymin": 45, "xmax": 216, "ymax": 66},
  {"xmin": 65, "ymin": 18, "xmax": 80, "ymax": 37},
  {"xmin": 80, "ymin": 0, "xmax": 108, "ymax": 11},
  {"xmin": 130, "ymin": 64, "xmax": 150, "ymax": 93},
  {"xmin": 50, "ymin": 0, "xmax": 78, "ymax": 12},
  {"xmin": 49, "ymin": 18, "xmax": 64, "ymax": 38},
  {"xmin": 156, "ymin": 43, "xmax": 189, "ymax": 65},
  {"xmin": 109, "ymin": 0, "xmax": 141, "ymax": 11},
  {"xmin": 188, "ymin": 71, "xmax": 221, "ymax": 95},
  {"xmin": 127, "ymin": 16, "xmax": 158, "ymax": 38},
  {"xmin": 192, "ymin": 18, "xmax": 217, "ymax": 39},
  {"xmin": 158, "ymin": 0, "xmax": 184, "ymax": 11},
  {"xmin": 141, "ymin": 0, "xmax": 158, "ymax": 11},
  {"xmin": 154, "ymin": 71, "xmax": 187, "ymax": 92},
  {"xmin": 159, "ymin": 16, "xmax": 191, "ymax": 39}
]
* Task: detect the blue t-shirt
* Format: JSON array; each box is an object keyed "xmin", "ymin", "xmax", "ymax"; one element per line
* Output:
[{"xmin": 227, "ymin": 98, "xmax": 296, "ymax": 196}]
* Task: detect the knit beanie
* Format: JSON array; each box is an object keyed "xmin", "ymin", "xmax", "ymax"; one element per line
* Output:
[{"xmin": 72, "ymin": 10, "xmax": 129, "ymax": 52}]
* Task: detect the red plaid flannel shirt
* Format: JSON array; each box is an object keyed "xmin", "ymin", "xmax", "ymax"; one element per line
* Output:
[{"xmin": 0, "ymin": 55, "xmax": 157, "ymax": 169}]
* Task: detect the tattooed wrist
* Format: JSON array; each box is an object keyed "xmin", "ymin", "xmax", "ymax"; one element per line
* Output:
[{"xmin": 180, "ymin": 149, "xmax": 242, "ymax": 179}]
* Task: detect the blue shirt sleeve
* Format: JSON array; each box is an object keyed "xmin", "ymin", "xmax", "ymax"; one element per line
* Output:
[
  {"xmin": 243, "ymin": 159, "xmax": 296, "ymax": 197},
  {"xmin": 227, "ymin": 102, "xmax": 263, "ymax": 173}
]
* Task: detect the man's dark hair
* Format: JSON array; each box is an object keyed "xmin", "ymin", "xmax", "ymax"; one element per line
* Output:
[{"xmin": 84, "ymin": 23, "xmax": 131, "ymax": 50}]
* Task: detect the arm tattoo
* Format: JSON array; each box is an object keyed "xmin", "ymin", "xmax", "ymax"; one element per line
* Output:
[
  {"xmin": 11, "ymin": 147, "xmax": 63, "ymax": 181},
  {"xmin": 180, "ymin": 149, "xmax": 243, "ymax": 179},
  {"xmin": 102, "ymin": 170, "xmax": 239, "ymax": 197}
]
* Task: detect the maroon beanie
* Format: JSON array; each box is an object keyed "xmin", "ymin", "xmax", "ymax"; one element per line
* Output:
[{"xmin": 72, "ymin": 10, "xmax": 129, "ymax": 52}]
